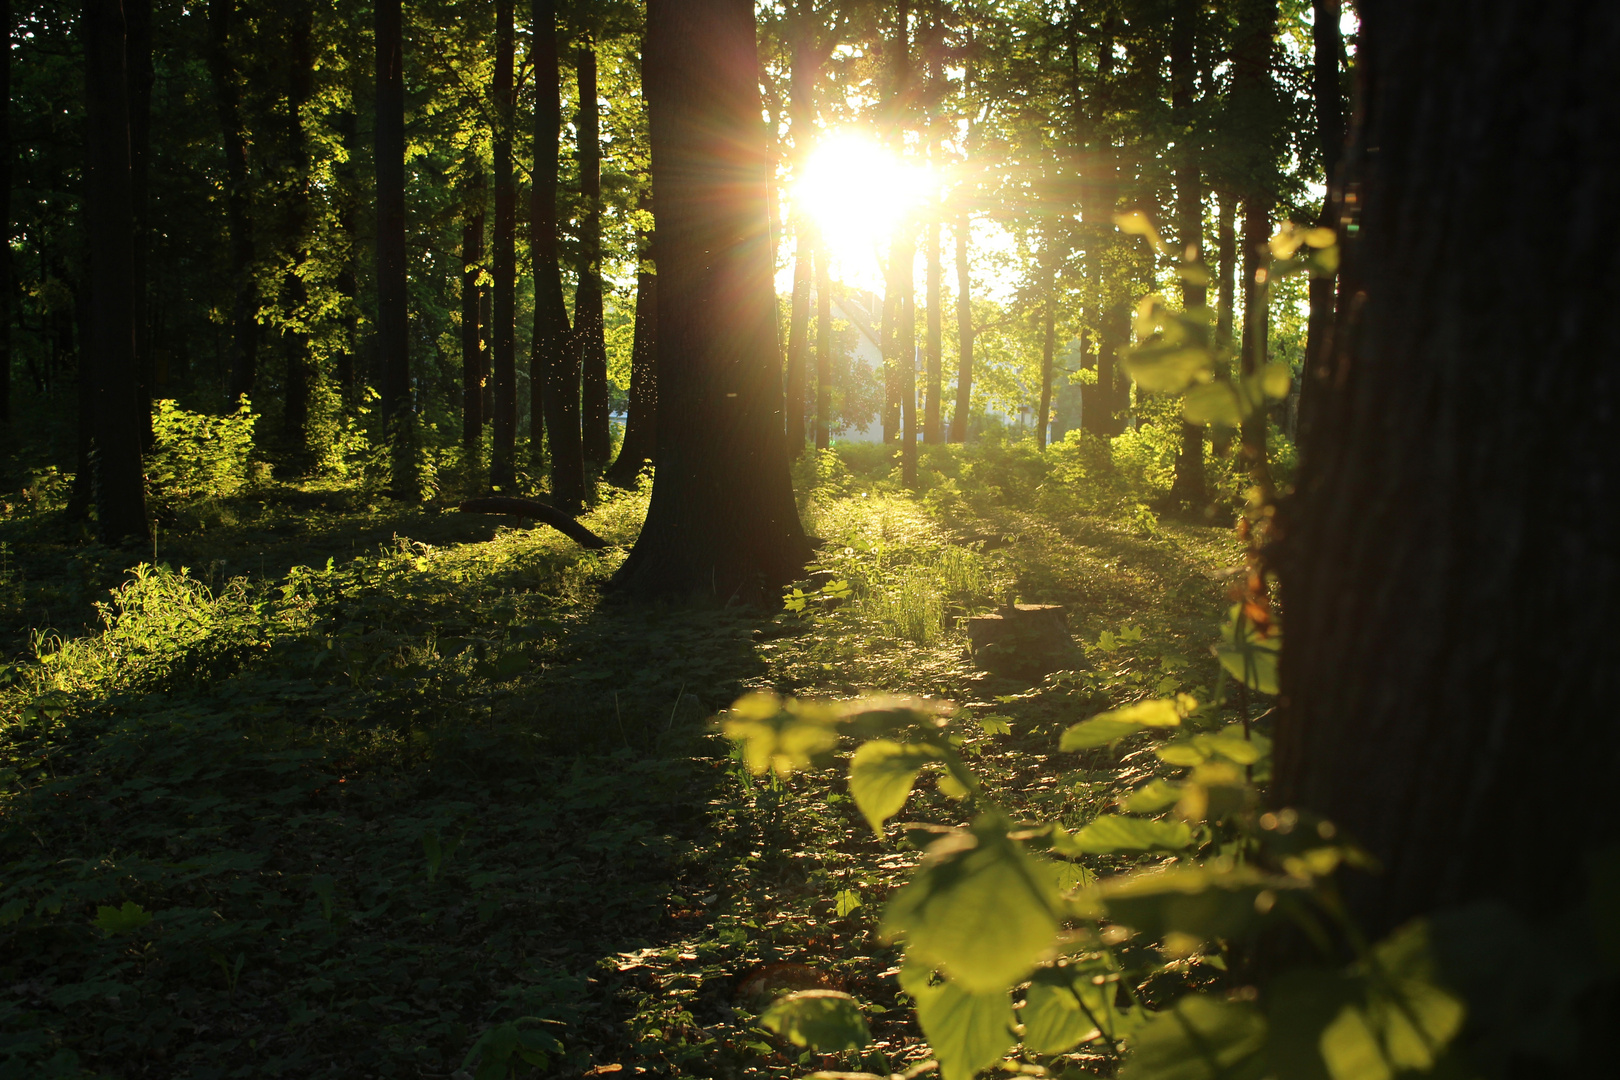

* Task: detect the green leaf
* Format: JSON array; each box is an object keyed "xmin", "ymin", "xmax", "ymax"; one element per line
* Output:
[
  {"xmin": 1022, "ymin": 969, "xmax": 1101, "ymax": 1053},
  {"xmin": 1155, "ymin": 742, "xmax": 1209, "ymax": 767},
  {"xmin": 1259, "ymin": 363, "xmax": 1292, "ymax": 399},
  {"xmin": 1061, "ymin": 698, "xmax": 1188, "ymax": 750},
  {"xmin": 835, "ymin": 889, "xmax": 864, "ymax": 917},
  {"xmin": 0, "ymin": 899, "xmax": 26, "ymax": 927},
  {"xmin": 1095, "ymin": 865, "xmax": 1296, "ymax": 942},
  {"xmin": 849, "ymin": 740, "xmax": 945, "ymax": 835},
  {"xmin": 977, "ymin": 714, "xmax": 1013, "ymax": 736},
  {"xmin": 720, "ymin": 693, "xmax": 841, "ymax": 777},
  {"xmin": 1126, "ymin": 780, "xmax": 1185, "ymax": 814},
  {"xmin": 1069, "ymin": 815, "xmax": 1192, "ymax": 855},
  {"xmin": 1265, "ymin": 969, "xmax": 1359, "ymax": 1080},
  {"xmin": 1193, "ymin": 729, "xmax": 1268, "ymax": 766},
  {"xmin": 759, "ymin": 990, "xmax": 872, "ymax": 1052},
  {"xmin": 1214, "ymin": 606, "xmax": 1280, "ymax": 695},
  {"xmin": 903, "ymin": 969, "xmax": 1017, "ymax": 1080},
  {"xmin": 93, "ymin": 901, "xmax": 153, "ymax": 936},
  {"xmin": 1121, "ymin": 995, "xmax": 1267, "ymax": 1080},
  {"xmin": 1182, "ymin": 383, "xmax": 1243, "ymax": 427},
  {"xmin": 882, "ymin": 816, "xmax": 1062, "ymax": 992}
]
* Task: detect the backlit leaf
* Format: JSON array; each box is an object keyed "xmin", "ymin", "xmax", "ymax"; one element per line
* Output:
[
  {"xmin": 1126, "ymin": 780, "xmax": 1185, "ymax": 814},
  {"xmin": 1121, "ymin": 995, "xmax": 1267, "ymax": 1080},
  {"xmin": 849, "ymin": 740, "xmax": 945, "ymax": 834},
  {"xmin": 1214, "ymin": 607, "xmax": 1281, "ymax": 695},
  {"xmin": 760, "ymin": 990, "xmax": 871, "ymax": 1052},
  {"xmin": 1069, "ymin": 815, "xmax": 1192, "ymax": 855},
  {"xmin": 1182, "ymin": 383, "xmax": 1242, "ymax": 427},
  {"xmin": 904, "ymin": 968, "xmax": 1017, "ymax": 1080},
  {"xmin": 94, "ymin": 901, "xmax": 153, "ymax": 936}
]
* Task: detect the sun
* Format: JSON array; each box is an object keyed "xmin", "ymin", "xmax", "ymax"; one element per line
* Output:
[{"xmin": 790, "ymin": 132, "xmax": 934, "ymax": 281}]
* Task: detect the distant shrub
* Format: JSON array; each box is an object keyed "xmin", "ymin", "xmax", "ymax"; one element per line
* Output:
[{"xmin": 147, "ymin": 398, "xmax": 259, "ymax": 504}]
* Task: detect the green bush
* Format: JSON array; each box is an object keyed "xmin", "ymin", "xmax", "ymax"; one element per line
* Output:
[{"xmin": 146, "ymin": 398, "xmax": 259, "ymax": 504}]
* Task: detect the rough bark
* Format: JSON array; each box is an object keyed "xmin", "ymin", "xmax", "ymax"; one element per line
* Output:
[
  {"xmin": 207, "ymin": 0, "xmax": 257, "ymax": 406},
  {"xmin": 1234, "ymin": 0, "xmax": 1278, "ymax": 490},
  {"xmin": 461, "ymin": 171, "xmax": 487, "ymax": 454},
  {"xmin": 1168, "ymin": 0, "xmax": 1208, "ymax": 511},
  {"xmin": 83, "ymin": 0, "xmax": 148, "ymax": 543},
  {"xmin": 950, "ymin": 213, "xmax": 971, "ymax": 442},
  {"xmin": 575, "ymin": 36, "xmax": 611, "ymax": 464},
  {"xmin": 490, "ymin": 0, "xmax": 517, "ymax": 489},
  {"xmin": 1298, "ymin": 0, "xmax": 1345, "ymax": 445},
  {"xmin": 613, "ymin": 0, "xmax": 810, "ymax": 602},
  {"xmin": 530, "ymin": 0, "xmax": 583, "ymax": 510},
  {"xmin": 1274, "ymin": 3, "xmax": 1619, "ymax": 1019}
]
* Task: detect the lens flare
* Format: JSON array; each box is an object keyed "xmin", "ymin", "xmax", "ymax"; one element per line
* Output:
[{"xmin": 791, "ymin": 132, "xmax": 933, "ymax": 276}]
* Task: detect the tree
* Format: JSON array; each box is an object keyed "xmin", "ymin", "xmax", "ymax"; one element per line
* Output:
[
  {"xmin": 531, "ymin": 0, "xmax": 585, "ymax": 510},
  {"xmin": 606, "ymin": 204, "xmax": 656, "ymax": 485},
  {"xmin": 575, "ymin": 30, "xmax": 612, "ymax": 464},
  {"xmin": 461, "ymin": 169, "xmax": 487, "ymax": 454},
  {"xmin": 1297, "ymin": 0, "xmax": 1344, "ymax": 444},
  {"xmin": 489, "ymin": 0, "xmax": 517, "ymax": 490},
  {"xmin": 1274, "ymin": 0, "xmax": 1618, "ymax": 996},
  {"xmin": 82, "ymin": 0, "xmax": 148, "ymax": 542},
  {"xmin": 1232, "ymin": 0, "xmax": 1279, "ymax": 492},
  {"xmin": 614, "ymin": 0, "xmax": 810, "ymax": 602},
  {"xmin": 0, "ymin": 0, "xmax": 9, "ymax": 426},
  {"xmin": 207, "ymin": 0, "xmax": 257, "ymax": 407},
  {"xmin": 1167, "ymin": 0, "xmax": 1208, "ymax": 512},
  {"xmin": 950, "ymin": 212, "xmax": 972, "ymax": 441}
]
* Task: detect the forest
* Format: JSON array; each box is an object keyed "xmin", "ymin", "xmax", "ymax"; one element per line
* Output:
[{"xmin": 0, "ymin": 0, "xmax": 1613, "ymax": 1078}]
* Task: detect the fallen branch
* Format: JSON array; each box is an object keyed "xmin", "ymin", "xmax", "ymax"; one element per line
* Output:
[{"xmin": 456, "ymin": 497, "xmax": 608, "ymax": 549}]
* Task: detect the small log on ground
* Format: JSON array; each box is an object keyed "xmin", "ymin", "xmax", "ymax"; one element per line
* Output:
[
  {"xmin": 456, "ymin": 497, "xmax": 608, "ymax": 549},
  {"xmin": 966, "ymin": 603, "xmax": 1083, "ymax": 679}
]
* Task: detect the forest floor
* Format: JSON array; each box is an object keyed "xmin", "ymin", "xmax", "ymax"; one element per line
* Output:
[{"xmin": 0, "ymin": 441, "xmax": 1243, "ymax": 1080}]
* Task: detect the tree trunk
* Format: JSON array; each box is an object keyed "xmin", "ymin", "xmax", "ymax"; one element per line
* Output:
[
  {"xmin": 900, "ymin": 261, "xmax": 917, "ymax": 486},
  {"xmin": 1083, "ymin": 15, "xmax": 1122, "ymax": 436},
  {"xmin": 1234, "ymin": 0, "xmax": 1278, "ymax": 492},
  {"xmin": 374, "ymin": 0, "xmax": 412, "ymax": 490},
  {"xmin": 461, "ymin": 170, "xmax": 487, "ymax": 454},
  {"xmin": 334, "ymin": 106, "xmax": 360, "ymax": 405},
  {"xmin": 1274, "ymin": 6, "xmax": 1619, "ymax": 1024},
  {"xmin": 1298, "ymin": 0, "xmax": 1345, "ymax": 446},
  {"xmin": 1212, "ymin": 193, "xmax": 1237, "ymax": 459},
  {"xmin": 207, "ymin": 0, "xmax": 257, "ymax": 407},
  {"xmin": 1168, "ymin": 0, "xmax": 1208, "ymax": 512},
  {"xmin": 613, "ymin": 0, "xmax": 810, "ymax": 602},
  {"xmin": 606, "ymin": 214, "xmax": 656, "ymax": 486},
  {"xmin": 0, "ymin": 0, "xmax": 10, "ymax": 425},
  {"xmin": 881, "ymin": 0, "xmax": 910, "ymax": 446},
  {"xmin": 126, "ymin": 0, "xmax": 151, "ymax": 439},
  {"xmin": 83, "ymin": 0, "xmax": 148, "ymax": 543},
  {"xmin": 924, "ymin": 216, "xmax": 942, "ymax": 443},
  {"xmin": 575, "ymin": 36, "xmax": 610, "ymax": 465},
  {"xmin": 815, "ymin": 237, "xmax": 831, "ymax": 450},
  {"xmin": 783, "ymin": 14, "xmax": 815, "ymax": 458},
  {"xmin": 951, "ymin": 212, "xmax": 971, "ymax": 442},
  {"xmin": 280, "ymin": 1, "xmax": 314, "ymax": 465},
  {"xmin": 530, "ymin": 0, "xmax": 583, "ymax": 510},
  {"xmin": 490, "ymin": 0, "xmax": 517, "ymax": 489},
  {"xmin": 1037, "ymin": 281, "xmax": 1054, "ymax": 451}
]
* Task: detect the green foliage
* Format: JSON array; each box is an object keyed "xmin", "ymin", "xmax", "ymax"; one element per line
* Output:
[
  {"xmin": 759, "ymin": 990, "xmax": 872, "ymax": 1051},
  {"xmin": 146, "ymin": 398, "xmax": 260, "ymax": 506}
]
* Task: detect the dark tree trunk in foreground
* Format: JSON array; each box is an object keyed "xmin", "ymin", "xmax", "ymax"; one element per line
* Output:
[
  {"xmin": 1298, "ymin": 0, "xmax": 1345, "ymax": 445},
  {"xmin": 951, "ymin": 213, "xmax": 971, "ymax": 442},
  {"xmin": 576, "ymin": 37, "xmax": 610, "ymax": 464},
  {"xmin": 374, "ymin": 0, "xmax": 412, "ymax": 489},
  {"xmin": 531, "ymin": 0, "xmax": 583, "ymax": 509},
  {"xmin": 1, "ymin": 0, "xmax": 10, "ymax": 424},
  {"xmin": 814, "ymin": 240, "xmax": 831, "ymax": 450},
  {"xmin": 208, "ymin": 0, "xmax": 257, "ymax": 406},
  {"xmin": 615, "ymin": 0, "xmax": 810, "ymax": 602},
  {"xmin": 126, "ymin": 0, "xmax": 151, "ymax": 437},
  {"xmin": 83, "ymin": 0, "xmax": 148, "ymax": 543},
  {"xmin": 490, "ymin": 0, "xmax": 517, "ymax": 489},
  {"xmin": 606, "ymin": 217, "xmax": 657, "ymax": 486},
  {"xmin": 461, "ymin": 171, "xmax": 487, "ymax": 454},
  {"xmin": 1167, "ymin": 0, "xmax": 1208, "ymax": 511},
  {"xmin": 1275, "ymin": 0, "xmax": 1619, "ymax": 1013}
]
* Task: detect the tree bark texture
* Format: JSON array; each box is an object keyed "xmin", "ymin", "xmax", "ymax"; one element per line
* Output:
[
  {"xmin": 924, "ymin": 217, "xmax": 942, "ymax": 443},
  {"xmin": 490, "ymin": 0, "xmax": 517, "ymax": 489},
  {"xmin": 1299, "ymin": 0, "xmax": 1345, "ymax": 446},
  {"xmin": 1274, "ymin": 0, "xmax": 1619, "ymax": 969},
  {"xmin": 83, "ymin": 0, "xmax": 148, "ymax": 543},
  {"xmin": 461, "ymin": 171, "xmax": 487, "ymax": 454},
  {"xmin": 606, "ymin": 218, "xmax": 657, "ymax": 486},
  {"xmin": 530, "ymin": 0, "xmax": 583, "ymax": 509},
  {"xmin": 951, "ymin": 213, "xmax": 971, "ymax": 442},
  {"xmin": 1234, "ymin": 0, "xmax": 1278, "ymax": 489},
  {"xmin": 615, "ymin": 0, "xmax": 810, "ymax": 602},
  {"xmin": 575, "ymin": 37, "xmax": 611, "ymax": 464},
  {"xmin": 207, "ymin": 0, "xmax": 258, "ymax": 407},
  {"xmin": 1168, "ymin": 0, "xmax": 1208, "ymax": 511}
]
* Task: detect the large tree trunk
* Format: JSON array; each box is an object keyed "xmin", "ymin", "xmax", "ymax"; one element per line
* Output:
[
  {"xmin": 1083, "ymin": 15, "xmax": 1123, "ymax": 436},
  {"xmin": 1275, "ymin": 0, "xmax": 1619, "ymax": 1003},
  {"xmin": 530, "ymin": 0, "xmax": 583, "ymax": 510},
  {"xmin": 614, "ymin": 0, "xmax": 810, "ymax": 602},
  {"xmin": 0, "ymin": 0, "xmax": 10, "ymax": 425},
  {"xmin": 1297, "ymin": 0, "xmax": 1345, "ymax": 446},
  {"xmin": 950, "ymin": 213, "xmax": 971, "ymax": 442},
  {"xmin": 461, "ymin": 170, "xmax": 487, "ymax": 454},
  {"xmin": 280, "ymin": 1, "xmax": 315, "ymax": 466},
  {"xmin": 575, "ymin": 36, "xmax": 611, "ymax": 464},
  {"xmin": 207, "ymin": 0, "xmax": 257, "ymax": 407},
  {"xmin": 814, "ymin": 238, "xmax": 831, "ymax": 450},
  {"xmin": 1167, "ymin": 0, "xmax": 1208, "ymax": 512},
  {"xmin": 83, "ymin": 0, "xmax": 148, "ymax": 543},
  {"xmin": 1234, "ymin": 0, "xmax": 1278, "ymax": 492},
  {"xmin": 606, "ymin": 212, "xmax": 657, "ymax": 486},
  {"xmin": 374, "ymin": 0, "xmax": 412, "ymax": 490},
  {"xmin": 126, "ymin": 0, "xmax": 151, "ymax": 440},
  {"xmin": 924, "ymin": 217, "xmax": 942, "ymax": 444},
  {"xmin": 490, "ymin": 0, "xmax": 517, "ymax": 489},
  {"xmin": 783, "ymin": 13, "xmax": 815, "ymax": 459}
]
